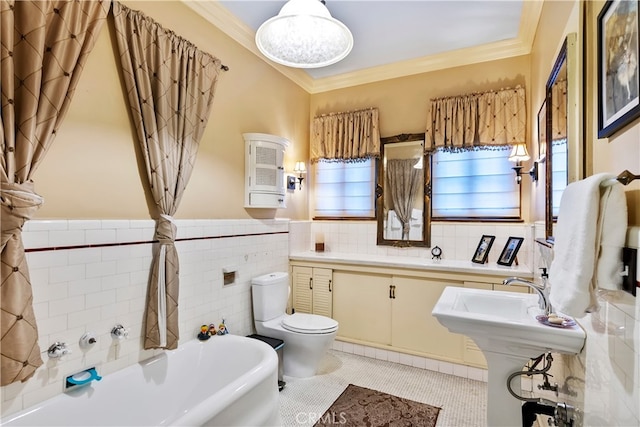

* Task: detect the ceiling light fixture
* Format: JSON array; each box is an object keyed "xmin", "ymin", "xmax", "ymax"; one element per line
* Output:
[{"xmin": 255, "ymin": 0, "xmax": 353, "ymax": 68}]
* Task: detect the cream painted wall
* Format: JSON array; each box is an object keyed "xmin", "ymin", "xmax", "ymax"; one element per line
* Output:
[
  {"xmin": 33, "ymin": 1, "xmax": 310, "ymax": 220},
  {"xmin": 528, "ymin": 0, "xmax": 579, "ymax": 222},
  {"xmin": 527, "ymin": 2, "xmax": 640, "ymax": 426},
  {"xmin": 309, "ymin": 56, "xmax": 533, "ymax": 220},
  {"xmin": 585, "ymin": 1, "xmax": 640, "ymax": 225}
]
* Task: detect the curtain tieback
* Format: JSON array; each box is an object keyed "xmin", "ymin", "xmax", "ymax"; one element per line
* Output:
[
  {"xmin": 0, "ymin": 182, "xmax": 44, "ymax": 249},
  {"xmin": 155, "ymin": 214, "xmax": 176, "ymax": 244}
]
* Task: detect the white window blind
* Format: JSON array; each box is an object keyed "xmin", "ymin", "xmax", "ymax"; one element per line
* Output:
[
  {"xmin": 551, "ymin": 140, "xmax": 568, "ymax": 217},
  {"xmin": 432, "ymin": 149, "xmax": 520, "ymax": 219},
  {"xmin": 313, "ymin": 159, "xmax": 376, "ymax": 218}
]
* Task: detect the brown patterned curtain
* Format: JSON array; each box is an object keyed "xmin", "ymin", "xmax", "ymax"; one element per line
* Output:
[
  {"xmin": 386, "ymin": 159, "xmax": 422, "ymax": 240},
  {"xmin": 311, "ymin": 108, "xmax": 380, "ymax": 163},
  {"xmin": 425, "ymin": 86, "xmax": 526, "ymax": 152},
  {"xmin": 112, "ymin": 2, "xmax": 222, "ymax": 350},
  {"xmin": 0, "ymin": 0, "xmax": 108, "ymax": 386}
]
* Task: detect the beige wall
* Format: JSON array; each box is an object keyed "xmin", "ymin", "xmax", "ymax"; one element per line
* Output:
[
  {"xmin": 310, "ymin": 56, "xmax": 533, "ymax": 220},
  {"xmin": 585, "ymin": 1, "xmax": 640, "ymax": 225},
  {"xmin": 33, "ymin": 1, "xmax": 310, "ymax": 220}
]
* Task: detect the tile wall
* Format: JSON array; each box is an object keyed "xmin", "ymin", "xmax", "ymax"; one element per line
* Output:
[
  {"xmin": 0, "ymin": 219, "xmax": 289, "ymax": 418},
  {"xmin": 529, "ymin": 224, "xmax": 640, "ymax": 427},
  {"xmin": 291, "ymin": 220, "xmax": 536, "ymax": 271}
]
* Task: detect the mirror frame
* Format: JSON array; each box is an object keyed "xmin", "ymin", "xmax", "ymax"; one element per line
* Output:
[
  {"xmin": 544, "ymin": 32, "xmax": 583, "ymax": 240},
  {"xmin": 376, "ymin": 133, "xmax": 431, "ymax": 247}
]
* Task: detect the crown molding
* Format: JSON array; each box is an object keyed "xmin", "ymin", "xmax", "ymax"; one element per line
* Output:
[
  {"xmin": 182, "ymin": 0, "xmax": 315, "ymax": 92},
  {"xmin": 184, "ymin": 0, "xmax": 543, "ymax": 94}
]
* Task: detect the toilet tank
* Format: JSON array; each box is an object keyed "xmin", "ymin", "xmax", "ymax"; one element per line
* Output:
[{"xmin": 251, "ymin": 272, "xmax": 289, "ymax": 322}]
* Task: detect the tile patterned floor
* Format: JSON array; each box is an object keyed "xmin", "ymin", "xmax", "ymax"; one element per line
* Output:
[{"xmin": 278, "ymin": 349, "xmax": 487, "ymax": 426}]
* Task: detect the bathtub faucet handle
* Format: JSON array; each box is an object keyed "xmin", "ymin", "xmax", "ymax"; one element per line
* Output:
[
  {"xmin": 111, "ymin": 324, "xmax": 129, "ymax": 340},
  {"xmin": 47, "ymin": 342, "xmax": 71, "ymax": 359}
]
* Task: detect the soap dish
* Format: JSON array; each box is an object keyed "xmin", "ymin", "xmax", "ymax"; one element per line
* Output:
[{"xmin": 536, "ymin": 314, "xmax": 576, "ymax": 328}]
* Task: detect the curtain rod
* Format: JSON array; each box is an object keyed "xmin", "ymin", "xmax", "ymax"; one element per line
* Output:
[
  {"xmin": 314, "ymin": 107, "xmax": 377, "ymax": 118},
  {"xmin": 430, "ymin": 85, "xmax": 523, "ymax": 102}
]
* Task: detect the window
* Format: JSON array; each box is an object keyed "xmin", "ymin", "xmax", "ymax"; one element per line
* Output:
[
  {"xmin": 313, "ymin": 159, "xmax": 376, "ymax": 218},
  {"xmin": 551, "ymin": 140, "xmax": 568, "ymax": 217},
  {"xmin": 431, "ymin": 149, "xmax": 520, "ymax": 219}
]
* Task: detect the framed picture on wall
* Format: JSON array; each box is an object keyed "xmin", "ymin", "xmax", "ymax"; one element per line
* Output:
[
  {"xmin": 497, "ymin": 237, "xmax": 524, "ymax": 267},
  {"xmin": 537, "ymin": 100, "xmax": 547, "ymax": 162},
  {"xmin": 471, "ymin": 235, "xmax": 495, "ymax": 264},
  {"xmin": 597, "ymin": 0, "xmax": 640, "ymax": 138}
]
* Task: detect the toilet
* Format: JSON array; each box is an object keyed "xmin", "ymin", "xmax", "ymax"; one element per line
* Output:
[{"xmin": 251, "ymin": 272, "xmax": 339, "ymax": 378}]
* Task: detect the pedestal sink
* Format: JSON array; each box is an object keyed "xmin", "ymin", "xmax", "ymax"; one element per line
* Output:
[{"xmin": 432, "ymin": 286, "xmax": 585, "ymax": 427}]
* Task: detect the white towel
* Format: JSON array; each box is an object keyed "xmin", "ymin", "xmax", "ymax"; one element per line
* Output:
[
  {"xmin": 388, "ymin": 210, "xmax": 401, "ymax": 230},
  {"xmin": 549, "ymin": 173, "xmax": 627, "ymax": 317}
]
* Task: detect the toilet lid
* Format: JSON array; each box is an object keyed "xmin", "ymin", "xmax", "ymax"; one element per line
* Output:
[{"xmin": 282, "ymin": 313, "xmax": 338, "ymax": 334}]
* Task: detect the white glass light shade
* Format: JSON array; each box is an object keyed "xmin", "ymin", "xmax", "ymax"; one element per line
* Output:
[
  {"xmin": 508, "ymin": 143, "xmax": 530, "ymax": 162},
  {"xmin": 255, "ymin": 0, "xmax": 353, "ymax": 68},
  {"xmin": 294, "ymin": 161, "xmax": 307, "ymax": 174}
]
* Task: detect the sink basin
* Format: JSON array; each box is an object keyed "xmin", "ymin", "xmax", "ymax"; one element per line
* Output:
[
  {"xmin": 432, "ymin": 286, "xmax": 586, "ymax": 426},
  {"xmin": 433, "ymin": 286, "xmax": 585, "ymax": 356}
]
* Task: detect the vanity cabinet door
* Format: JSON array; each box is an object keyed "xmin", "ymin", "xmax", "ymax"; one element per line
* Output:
[
  {"xmin": 392, "ymin": 277, "xmax": 464, "ymax": 361},
  {"xmin": 292, "ymin": 266, "xmax": 313, "ymax": 314},
  {"xmin": 292, "ymin": 266, "xmax": 333, "ymax": 317},
  {"xmin": 332, "ymin": 271, "xmax": 392, "ymax": 346},
  {"xmin": 311, "ymin": 268, "xmax": 333, "ymax": 318}
]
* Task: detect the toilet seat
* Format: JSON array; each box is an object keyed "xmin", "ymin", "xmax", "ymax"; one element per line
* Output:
[{"xmin": 281, "ymin": 313, "xmax": 338, "ymax": 334}]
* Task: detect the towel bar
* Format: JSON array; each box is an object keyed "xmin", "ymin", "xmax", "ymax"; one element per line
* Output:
[{"xmin": 601, "ymin": 170, "xmax": 639, "ymax": 187}]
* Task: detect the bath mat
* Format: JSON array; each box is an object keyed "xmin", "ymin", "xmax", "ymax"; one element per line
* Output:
[{"xmin": 314, "ymin": 384, "xmax": 441, "ymax": 427}]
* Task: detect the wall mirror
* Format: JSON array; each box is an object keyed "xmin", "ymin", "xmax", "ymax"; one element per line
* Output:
[
  {"xmin": 545, "ymin": 32, "xmax": 583, "ymax": 240},
  {"xmin": 376, "ymin": 133, "xmax": 431, "ymax": 247}
]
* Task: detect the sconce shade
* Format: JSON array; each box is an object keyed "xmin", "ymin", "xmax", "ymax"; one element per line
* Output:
[
  {"xmin": 255, "ymin": 0, "xmax": 353, "ymax": 68},
  {"xmin": 508, "ymin": 143, "xmax": 530, "ymax": 163},
  {"xmin": 294, "ymin": 161, "xmax": 307, "ymax": 174}
]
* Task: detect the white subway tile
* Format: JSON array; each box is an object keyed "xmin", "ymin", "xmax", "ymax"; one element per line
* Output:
[
  {"xmin": 49, "ymin": 230, "xmax": 86, "ymax": 247},
  {"xmin": 85, "ymin": 229, "xmax": 116, "ymax": 245},
  {"xmin": 49, "ymin": 296, "xmax": 85, "ymax": 317},
  {"xmin": 22, "ymin": 231, "xmax": 50, "ymax": 249},
  {"xmin": 49, "ymin": 265, "xmax": 85, "ymax": 284},
  {"xmin": 25, "ymin": 220, "xmax": 68, "ymax": 232}
]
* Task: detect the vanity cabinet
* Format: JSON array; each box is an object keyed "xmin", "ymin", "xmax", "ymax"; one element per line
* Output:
[
  {"xmin": 291, "ymin": 266, "xmax": 333, "ymax": 318},
  {"xmin": 290, "ymin": 257, "xmax": 533, "ymax": 369},
  {"xmin": 332, "ymin": 271, "xmax": 392, "ymax": 346},
  {"xmin": 332, "ymin": 271, "xmax": 464, "ymax": 361}
]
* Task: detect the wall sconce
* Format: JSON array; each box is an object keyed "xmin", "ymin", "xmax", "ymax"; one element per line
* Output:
[
  {"xmin": 287, "ymin": 161, "xmax": 306, "ymax": 190},
  {"xmin": 508, "ymin": 143, "xmax": 537, "ymax": 183}
]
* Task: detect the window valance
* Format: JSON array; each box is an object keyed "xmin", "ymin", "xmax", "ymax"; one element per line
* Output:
[
  {"xmin": 311, "ymin": 107, "xmax": 380, "ymax": 163},
  {"xmin": 425, "ymin": 86, "xmax": 526, "ymax": 152}
]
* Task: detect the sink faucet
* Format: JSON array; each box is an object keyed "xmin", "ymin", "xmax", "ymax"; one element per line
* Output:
[{"xmin": 502, "ymin": 276, "xmax": 552, "ymax": 315}]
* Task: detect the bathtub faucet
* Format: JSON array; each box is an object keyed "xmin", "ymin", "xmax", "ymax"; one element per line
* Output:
[
  {"xmin": 111, "ymin": 324, "xmax": 129, "ymax": 340},
  {"xmin": 502, "ymin": 277, "xmax": 552, "ymax": 315},
  {"xmin": 47, "ymin": 342, "xmax": 71, "ymax": 359}
]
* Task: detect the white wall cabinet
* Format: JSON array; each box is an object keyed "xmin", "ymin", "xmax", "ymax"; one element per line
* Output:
[
  {"xmin": 243, "ymin": 133, "xmax": 289, "ymax": 208},
  {"xmin": 291, "ymin": 266, "xmax": 333, "ymax": 318}
]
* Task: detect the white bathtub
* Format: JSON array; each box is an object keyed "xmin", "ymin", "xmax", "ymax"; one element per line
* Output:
[{"xmin": 1, "ymin": 335, "xmax": 281, "ymax": 426}]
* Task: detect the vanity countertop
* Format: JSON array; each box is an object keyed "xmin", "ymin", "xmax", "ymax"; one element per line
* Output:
[{"xmin": 289, "ymin": 251, "xmax": 533, "ymax": 278}]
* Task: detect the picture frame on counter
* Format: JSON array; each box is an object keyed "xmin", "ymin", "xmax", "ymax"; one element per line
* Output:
[
  {"xmin": 497, "ymin": 237, "xmax": 524, "ymax": 266},
  {"xmin": 471, "ymin": 235, "xmax": 495, "ymax": 264}
]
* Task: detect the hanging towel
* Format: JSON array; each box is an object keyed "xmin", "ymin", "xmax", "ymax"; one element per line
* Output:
[
  {"xmin": 549, "ymin": 173, "xmax": 627, "ymax": 317},
  {"xmin": 388, "ymin": 210, "xmax": 402, "ymax": 230}
]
